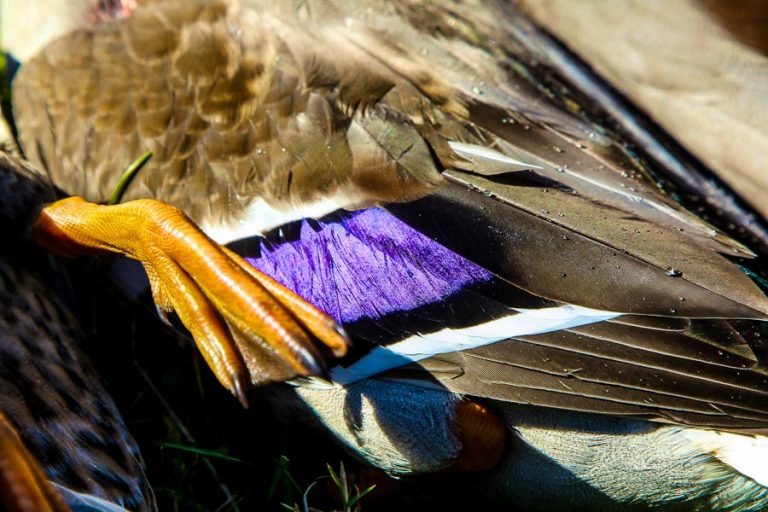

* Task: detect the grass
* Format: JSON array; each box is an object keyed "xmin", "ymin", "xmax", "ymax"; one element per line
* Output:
[
  {"xmin": 107, "ymin": 150, "xmax": 153, "ymax": 205},
  {"xmin": 274, "ymin": 459, "xmax": 376, "ymax": 512},
  {"xmin": 323, "ymin": 462, "xmax": 377, "ymax": 512}
]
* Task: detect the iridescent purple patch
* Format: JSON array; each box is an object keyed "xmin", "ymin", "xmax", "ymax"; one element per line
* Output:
[{"xmin": 245, "ymin": 208, "xmax": 493, "ymax": 324}]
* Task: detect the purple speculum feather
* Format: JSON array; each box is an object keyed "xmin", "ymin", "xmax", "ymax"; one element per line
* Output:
[{"xmin": 245, "ymin": 208, "xmax": 493, "ymax": 324}]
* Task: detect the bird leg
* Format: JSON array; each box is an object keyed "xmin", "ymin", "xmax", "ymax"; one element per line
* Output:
[
  {"xmin": 0, "ymin": 410, "xmax": 71, "ymax": 512},
  {"xmin": 32, "ymin": 196, "xmax": 350, "ymax": 406}
]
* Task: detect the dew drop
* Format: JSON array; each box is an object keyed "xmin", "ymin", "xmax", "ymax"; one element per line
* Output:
[{"xmin": 664, "ymin": 267, "xmax": 682, "ymax": 277}]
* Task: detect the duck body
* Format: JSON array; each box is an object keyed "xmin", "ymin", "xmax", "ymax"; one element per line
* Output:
[
  {"xmin": 286, "ymin": 382, "xmax": 768, "ymax": 512},
  {"xmin": 9, "ymin": 0, "xmax": 768, "ymax": 510}
]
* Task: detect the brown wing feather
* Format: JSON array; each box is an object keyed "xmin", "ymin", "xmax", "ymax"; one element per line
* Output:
[{"xmin": 408, "ymin": 319, "xmax": 768, "ymax": 431}]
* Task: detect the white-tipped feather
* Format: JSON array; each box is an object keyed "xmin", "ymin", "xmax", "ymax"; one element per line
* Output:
[
  {"xmin": 329, "ymin": 305, "xmax": 619, "ymax": 385},
  {"xmin": 202, "ymin": 196, "xmax": 351, "ymax": 244},
  {"xmin": 448, "ymin": 141, "xmax": 544, "ymax": 171}
]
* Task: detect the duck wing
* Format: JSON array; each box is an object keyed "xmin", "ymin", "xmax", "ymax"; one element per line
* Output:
[{"xmin": 12, "ymin": 0, "xmax": 768, "ymax": 430}]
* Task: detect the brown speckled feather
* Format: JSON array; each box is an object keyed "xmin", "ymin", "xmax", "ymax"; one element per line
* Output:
[{"xmin": 14, "ymin": 0, "xmax": 446, "ymax": 242}]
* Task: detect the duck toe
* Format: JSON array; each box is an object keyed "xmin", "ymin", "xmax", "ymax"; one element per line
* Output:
[{"xmin": 32, "ymin": 196, "xmax": 350, "ymax": 404}]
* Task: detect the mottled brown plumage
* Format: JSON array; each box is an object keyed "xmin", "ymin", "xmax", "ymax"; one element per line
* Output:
[
  {"xmin": 14, "ymin": 0, "xmax": 447, "ymax": 242},
  {"xmin": 0, "ymin": 153, "xmax": 153, "ymax": 510}
]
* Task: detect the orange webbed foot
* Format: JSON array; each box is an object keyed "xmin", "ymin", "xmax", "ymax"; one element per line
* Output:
[{"xmin": 32, "ymin": 197, "xmax": 350, "ymax": 405}]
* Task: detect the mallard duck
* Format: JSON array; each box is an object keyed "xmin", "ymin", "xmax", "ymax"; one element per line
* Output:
[
  {"xmin": 0, "ymin": 152, "xmax": 153, "ymax": 511},
  {"xmin": 6, "ymin": 0, "xmax": 768, "ymax": 510}
]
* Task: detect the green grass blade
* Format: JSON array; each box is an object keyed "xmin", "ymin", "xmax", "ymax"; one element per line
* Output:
[
  {"xmin": 157, "ymin": 441, "xmax": 251, "ymax": 464},
  {"xmin": 269, "ymin": 455, "xmax": 303, "ymax": 501},
  {"xmin": 301, "ymin": 480, "xmax": 322, "ymax": 512},
  {"xmin": 346, "ymin": 485, "xmax": 376, "ymax": 511},
  {"xmin": 107, "ymin": 150, "xmax": 153, "ymax": 205},
  {"xmin": 338, "ymin": 462, "xmax": 349, "ymax": 505}
]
